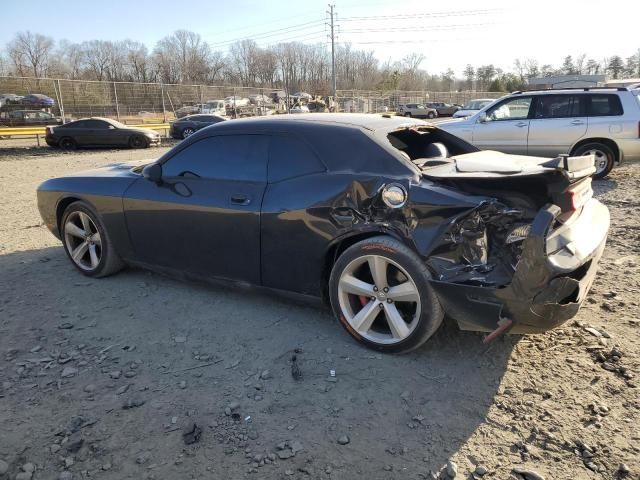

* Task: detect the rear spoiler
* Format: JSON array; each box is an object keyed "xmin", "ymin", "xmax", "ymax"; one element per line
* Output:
[{"xmin": 541, "ymin": 154, "xmax": 596, "ymax": 180}]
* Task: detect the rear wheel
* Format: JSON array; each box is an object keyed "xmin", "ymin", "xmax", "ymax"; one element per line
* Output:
[
  {"xmin": 573, "ymin": 142, "xmax": 615, "ymax": 179},
  {"xmin": 59, "ymin": 137, "xmax": 76, "ymax": 150},
  {"xmin": 329, "ymin": 236, "xmax": 444, "ymax": 353},
  {"xmin": 404, "ymin": 112, "xmax": 412, "ymax": 117},
  {"xmin": 129, "ymin": 135, "xmax": 148, "ymax": 149},
  {"xmin": 427, "ymin": 111, "xmax": 436, "ymax": 119},
  {"xmin": 61, "ymin": 202, "xmax": 124, "ymax": 277}
]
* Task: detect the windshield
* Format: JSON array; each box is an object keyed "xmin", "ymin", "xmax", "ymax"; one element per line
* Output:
[
  {"xmin": 108, "ymin": 119, "xmax": 127, "ymax": 128},
  {"xmin": 463, "ymin": 100, "xmax": 492, "ymax": 110}
]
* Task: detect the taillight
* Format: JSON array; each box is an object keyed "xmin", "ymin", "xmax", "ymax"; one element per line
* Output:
[
  {"xmin": 46, "ymin": 126, "xmax": 54, "ymax": 136},
  {"xmin": 567, "ymin": 178, "xmax": 593, "ymax": 211}
]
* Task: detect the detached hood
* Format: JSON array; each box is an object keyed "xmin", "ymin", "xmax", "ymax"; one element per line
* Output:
[{"xmin": 421, "ymin": 151, "xmax": 595, "ymax": 180}]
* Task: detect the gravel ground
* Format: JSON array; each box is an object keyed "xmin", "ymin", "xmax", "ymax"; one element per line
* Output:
[{"xmin": 0, "ymin": 142, "xmax": 638, "ymax": 480}]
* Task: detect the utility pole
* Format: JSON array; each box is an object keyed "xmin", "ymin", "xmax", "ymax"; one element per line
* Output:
[{"xmin": 327, "ymin": 4, "xmax": 337, "ymax": 99}]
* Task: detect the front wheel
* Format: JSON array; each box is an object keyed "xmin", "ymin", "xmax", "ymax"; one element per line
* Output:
[
  {"xmin": 181, "ymin": 127, "xmax": 195, "ymax": 139},
  {"xmin": 329, "ymin": 236, "xmax": 444, "ymax": 353},
  {"xmin": 61, "ymin": 202, "xmax": 124, "ymax": 277},
  {"xmin": 573, "ymin": 142, "xmax": 615, "ymax": 179}
]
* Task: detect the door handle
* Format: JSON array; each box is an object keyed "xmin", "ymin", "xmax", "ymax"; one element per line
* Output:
[
  {"xmin": 570, "ymin": 120, "xmax": 585, "ymax": 125},
  {"xmin": 515, "ymin": 122, "xmax": 528, "ymax": 128},
  {"xmin": 230, "ymin": 194, "xmax": 251, "ymax": 205}
]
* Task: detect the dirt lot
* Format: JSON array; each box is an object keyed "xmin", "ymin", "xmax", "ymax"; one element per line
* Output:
[{"xmin": 0, "ymin": 141, "xmax": 638, "ymax": 480}]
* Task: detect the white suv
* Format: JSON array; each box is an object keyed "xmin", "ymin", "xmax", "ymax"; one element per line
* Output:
[{"xmin": 440, "ymin": 86, "xmax": 640, "ymax": 178}]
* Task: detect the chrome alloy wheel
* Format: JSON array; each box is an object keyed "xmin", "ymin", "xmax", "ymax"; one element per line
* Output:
[
  {"xmin": 64, "ymin": 211, "xmax": 102, "ymax": 271},
  {"xmin": 337, "ymin": 254, "xmax": 421, "ymax": 344},
  {"xmin": 587, "ymin": 148, "xmax": 610, "ymax": 176}
]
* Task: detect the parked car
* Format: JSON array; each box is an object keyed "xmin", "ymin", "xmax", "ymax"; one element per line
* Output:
[
  {"xmin": 20, "ymin": 94, "xmax": 55, "ymax": 108},
  {"xmin": 0, "ymin": 93, "xmax": 24, "ymax": 108},
  {"xmin": 397, "ymin": 103, "xmax": 438, "ymax": 119},
  {"xmin": 45, "ymin": 117, "xmax": 161, "ymax": 149},
  {"xmin": 440, "ymin": 87, "xmax": 640, "ymax": 179},
  {"xmin": 0, "ymin": 110, "xmax": 68, "ymax": 127},
  {"xmin": 175, "ymin": 105, "xmax": 200, "ymax": 118},
  {"xmin": 224, "ymin": 96, "xmax": 250, "ymax": 107},
  {"xmin": 37, "ymin": 114, "xmax": 609, "ymax": 353},
  {"xmin": 452, "ymin": 99, "xmax": 495, "ymax": 118},
  {"xmin": 170, "ymin": 114, "xmax": 227, "ymax": 139},
  {"xmin": 249, "ymin": 94, "xmax": 272, "ymax": 105},
  {"xmin": 425, "ymin": 102, "xmax": 460, "ymax": 116},
  {"xmin": 202, "ymin": 100, "xmax": 226, "ymax": 116},
  {"xmin": 290, "ymin": 105, "xmax": 310, "ymax": 114}
]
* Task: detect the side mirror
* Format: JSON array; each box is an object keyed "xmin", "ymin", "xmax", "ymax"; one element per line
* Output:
[
  {"xmin": 478, "ymin": 112, "xmax": 489, "ymax": 123},
  {"xmin": 142, "ymin": 163, "xmax": 163, "ymax": 184}
]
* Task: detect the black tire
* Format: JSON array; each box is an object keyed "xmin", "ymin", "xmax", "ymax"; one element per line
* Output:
[
  {"xmin": 181, "ymin": 127, "xmax": 196, "ymax": 139},
  {"xmin": 404, "ymin": 112, "xmax": 412, "ymax": 117},
  {"xmin": 427, "ymin": 111, "xmax": 436, "ymax": 119},
  {"xmin": 59, "ymin": 137, "xmax": 76, "ymax": 150},
  {"xmin": 61, "ymin": 201, "xmax": 124, "ymax": 278},
  {"xmin": 573, "ymin": 142, "xmax": 615, "ymax": 180},
  {"xmin": 329, "ymin": 236, "xmax": 444, "ymax": 353},
  {"xmin": 129, "ymin": 135, "xmax": 148, "ymax": 149}
]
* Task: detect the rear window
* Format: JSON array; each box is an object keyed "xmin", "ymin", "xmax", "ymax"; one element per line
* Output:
[{"xmin": 587, "ymin": 94, "xmax": 623, "ymax": 116}]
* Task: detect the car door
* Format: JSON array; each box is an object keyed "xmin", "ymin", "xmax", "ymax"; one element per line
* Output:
[
  {"xmin": 471, "ymin": 96, "xmax": 533, "ymax": 154},
  {"xmin": 527, "ymin": 94, "xmax": 587, "ymax": 157},
  {"xmin": 123, "ymin": 134, "xmax": 268, "ymax": 283},
  {"xmin": 63, "ymin": 120, "xmax": 91, "ymax": 145},
  {"xmin": 84, "ymin": 119, "xmax": 120, "ymax": 146}
]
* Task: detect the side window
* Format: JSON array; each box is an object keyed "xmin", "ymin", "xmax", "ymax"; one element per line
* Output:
[
  {"xmin": 587, "ymin": 94, "xmax": 623, "ymax": 116},
  {"xmin": 84, "ymin": 120, "xmax": 110, "ymax": 129},
  {"xmin": 486, "ymin": 97, "xmax": 532, "ymax": 121},
  {"xmin": 268, "ymin": 135, "xmax": 325, "ymax": 183},
  {"xmin": 163, "ymin": 135, "xmax": 268, "ymax": 181},
  {"xmin": 534, "ymin": 95, "xmax": 583, "ymax": 118}
]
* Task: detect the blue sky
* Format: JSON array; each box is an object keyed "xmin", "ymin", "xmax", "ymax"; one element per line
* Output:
[{"xmin": 1, "ymin": 0, "xmax": 637, "ymax": 75}]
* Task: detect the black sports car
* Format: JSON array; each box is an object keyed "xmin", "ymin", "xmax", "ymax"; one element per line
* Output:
[
  {"xmin": 45, "ymin": 117, "xmax": 161, "ymax": 149},
  {"xmin": 170, "ymin": 114, "xmax": 227, "ymax": 140},
  {"xmin": 37, "ymin": 114, "xmax": 609, "ymax": 352}
]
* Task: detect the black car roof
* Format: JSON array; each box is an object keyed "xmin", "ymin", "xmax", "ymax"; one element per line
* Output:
[{"xmin": 210, "ymin": 113, "xmax": 426, "ymax": 133}]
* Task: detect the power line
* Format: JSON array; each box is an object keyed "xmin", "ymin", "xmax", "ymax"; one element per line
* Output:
[
  {"xmin": 340, "ymin": 8, "xmax": 501, "ymax": 21},
  {"xmin": 251, "ymin": 31, "xmax": 329, "ymax": 47},
  {"xmin": 340, "ymin": 22, "xmax": 496, "ymax": 34},
  {"xmin": 210, "ymin": 20, "xmax": 326, "ymax": 48}
]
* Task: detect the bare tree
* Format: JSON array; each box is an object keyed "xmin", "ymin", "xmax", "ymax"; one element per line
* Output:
[
  {"xmin": 153, "ymin": 30, "xmax": 213, "ymax": 84},
  {"xmin": 7, "ymin": 31, "xmax": 55, "ymax": 77}
]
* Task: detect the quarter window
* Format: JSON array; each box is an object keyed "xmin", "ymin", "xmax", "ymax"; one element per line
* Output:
[
  {"xmin": 268, "ymin": 135, "xmax": 325, "ymax": 183},
  {"xmin": 587, "ymin": 94, "xmax": 623, "ymax": 116},
  {"xmin": 163, "ymin": 135, "xmax": 268, "ymax": 181},
  {"xmin": 486, "ymin": 97, "xmax": 532, "ymax": 121}
]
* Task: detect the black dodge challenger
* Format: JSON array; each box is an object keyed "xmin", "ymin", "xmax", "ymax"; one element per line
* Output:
[{"xmin": 37, "ymin": 114, "xmax": 609, "ymax": 352}]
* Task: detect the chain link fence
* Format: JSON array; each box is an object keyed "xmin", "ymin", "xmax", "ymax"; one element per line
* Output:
[
  {"xmin": 0, "ymin": 76, "xmax": 505, "ymax": 122},
  {"xmin": 335, "ymin": 89, "xmax": 504, "ymax": 114}
]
